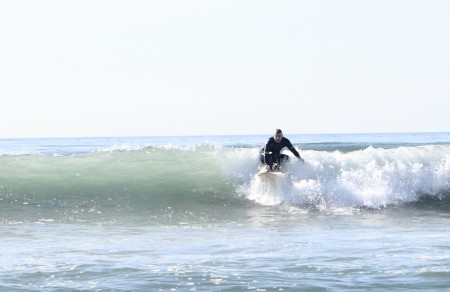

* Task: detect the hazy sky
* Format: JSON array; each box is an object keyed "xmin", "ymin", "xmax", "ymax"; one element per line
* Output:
[{"xmin": 1, "ymin": 0, "xmax": 449, "ymax": 137}]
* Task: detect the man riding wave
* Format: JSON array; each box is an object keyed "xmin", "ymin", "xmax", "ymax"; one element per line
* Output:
[{"xmin": 260, "ymin": 129, "xmax": 304, "ymax": 171}]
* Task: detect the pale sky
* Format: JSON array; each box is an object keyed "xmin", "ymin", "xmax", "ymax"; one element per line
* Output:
[{"xmin": 1, "ymin": 0, "xmax": 449, "ymax": 138}]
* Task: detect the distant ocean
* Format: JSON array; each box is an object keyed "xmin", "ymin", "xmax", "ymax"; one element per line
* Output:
[{"xmin": 1, "ymin": 133, "xmax": 450, "ymax": 291}]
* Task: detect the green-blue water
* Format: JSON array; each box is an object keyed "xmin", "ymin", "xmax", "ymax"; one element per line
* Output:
[{"xmin": 1, "ymin": 133, "xmax": 450, "ymax": 291}]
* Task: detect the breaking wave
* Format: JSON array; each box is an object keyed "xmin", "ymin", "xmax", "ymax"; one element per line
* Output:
[{"xmin": 0, "ymin": 144, "xmax": 449, "ymax": 222}]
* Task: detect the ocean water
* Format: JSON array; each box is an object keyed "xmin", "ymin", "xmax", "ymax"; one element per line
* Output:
[{"xmin": 1, "ymin": 133, "xmax": 450, "ymax": 291}]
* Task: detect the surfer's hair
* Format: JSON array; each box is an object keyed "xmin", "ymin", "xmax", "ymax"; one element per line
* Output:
[{"xmin": 275, "ymin": 129, "xmax": 283, "ymax": 134}]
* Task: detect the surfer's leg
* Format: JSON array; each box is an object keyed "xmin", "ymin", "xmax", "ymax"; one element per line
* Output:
[
  {"xmin": 280, "ymin": 154, "xmax": 289, "ymax": 163},
  {"xmin": 272, "ymin": 163, "xmax": 280, "ymax": 171},
  {"xmin": 260, "ymin": 153, "xmax": 274, "ymax": 168},
  {"xmin": 260, "ymin": 153, "xmax": 274, "ymax": 171},
  {"xmin": 259, "ymin": 153, "xmax": 265, "ymax": 164}
]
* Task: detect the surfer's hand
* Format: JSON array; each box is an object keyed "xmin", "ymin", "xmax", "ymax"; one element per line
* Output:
[{"xmin": 298, "ymin": 157, "xmax": 305, "ymax": 163}]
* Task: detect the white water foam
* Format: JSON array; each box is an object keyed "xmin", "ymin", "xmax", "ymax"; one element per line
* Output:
[{"xmin": 242, "ymin": 145, "xmax": 450, "ymax": 209}]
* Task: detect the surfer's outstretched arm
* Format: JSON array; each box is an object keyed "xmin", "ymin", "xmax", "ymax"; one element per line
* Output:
[{"xmin": 286, "ymin": 141, "xmax": 304, "ymax": 163}]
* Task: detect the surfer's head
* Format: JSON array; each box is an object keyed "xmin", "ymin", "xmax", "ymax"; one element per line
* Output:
[{"xmin": 274, "ymin": 129, "xmax": 283, "ymax": 143}]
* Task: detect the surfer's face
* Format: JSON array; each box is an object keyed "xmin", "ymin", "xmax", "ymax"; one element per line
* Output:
[{"xmin": 274, "ymin": 133, "xmax": 283, "ymax": 143}]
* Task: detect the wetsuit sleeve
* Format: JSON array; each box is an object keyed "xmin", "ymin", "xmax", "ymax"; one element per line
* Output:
[{"xmin": 285, "ymin": 139, "xmax": 301, "ymax": 158}]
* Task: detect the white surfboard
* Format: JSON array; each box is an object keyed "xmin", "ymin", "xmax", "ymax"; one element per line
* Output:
[
  {"xmin": 250, "ymin": 170, "xmax": 285, "ymax": 205},
  {"xmin": 255, "ymin": 171, "xmax": 283, "ymax": 178}
]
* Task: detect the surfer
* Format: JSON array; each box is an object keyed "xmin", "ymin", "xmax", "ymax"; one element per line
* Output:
[{"xmin": 260, "ymin": 129, "xmax": 304, "ymax": 171}]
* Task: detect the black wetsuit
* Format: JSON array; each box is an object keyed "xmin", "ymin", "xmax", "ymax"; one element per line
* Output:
[{"xmin": 260, "ymin": 137, "xmax": 300, "ymax": 169}]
